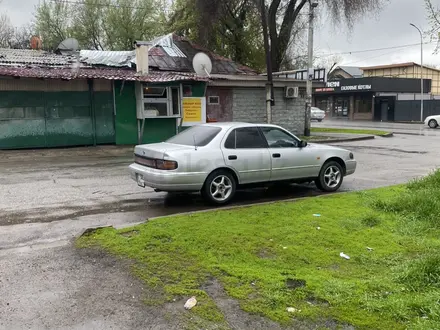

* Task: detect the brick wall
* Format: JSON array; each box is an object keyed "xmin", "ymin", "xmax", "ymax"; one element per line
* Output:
[{"xmin": 232, "ymin": 87, "xmax": 306, "ymax": 135}]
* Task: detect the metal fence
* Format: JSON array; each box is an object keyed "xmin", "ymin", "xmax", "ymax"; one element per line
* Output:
[{"xmin": 394, "ymin": 100, "xmax": 440, "ymax": 122}]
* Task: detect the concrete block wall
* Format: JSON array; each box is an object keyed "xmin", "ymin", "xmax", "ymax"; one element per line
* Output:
[{"xmin": 232, "ymin": 87, "xmax": 306, "ymax": 135}]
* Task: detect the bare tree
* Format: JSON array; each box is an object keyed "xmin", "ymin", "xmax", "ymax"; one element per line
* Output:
[
  {"xmin": 9, "ymin": 25, "xmax": 34, "ymax": 49},
  {"xmin": 0, "ymin": 13, "xmax": 15, "ymax": 48},
  {"xmin": 425, "ymin": 0, "xmax": 440, "ymax": 53},
  {"xmin": 265, "ymin": 0, "xmax": 387, "ymax": 72}
]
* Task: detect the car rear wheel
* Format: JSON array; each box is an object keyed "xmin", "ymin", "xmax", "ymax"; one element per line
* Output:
[
  {"xmin": 202, "ymin": 170, "xmax": 237, "ymax": 205},
  {"xmin": 315, "ymin": 161, "xmax": 344, "ymax": 192},
  {"xmin": 429, "ymin": 119, "xmax": 438, "ymax": 129}
]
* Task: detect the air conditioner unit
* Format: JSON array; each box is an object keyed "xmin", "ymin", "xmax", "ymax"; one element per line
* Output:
[{"xmin": 285, "ymin": 86, "xmax": 299, "ymax": 98}]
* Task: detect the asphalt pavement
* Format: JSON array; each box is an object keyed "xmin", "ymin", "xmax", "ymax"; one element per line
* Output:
[
  {"xmin": 1, "ymin": 135, "xmax": 440, "ymax": 329},
  {"xmin": 312, "ymin": 119, "xmax": 440, "ymax": 135}
]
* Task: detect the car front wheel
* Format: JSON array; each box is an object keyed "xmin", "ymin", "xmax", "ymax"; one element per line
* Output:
[
  {"xmin": 315, "ymin": 161, "xmax": 344, "ymax": 192},
  {"xmin": 429, "ymin": 119, "xmax": 438, "ymax": 129},
  {"xmin": 202, "ymin": 170, "xmax": 237, "ymax": 205}
]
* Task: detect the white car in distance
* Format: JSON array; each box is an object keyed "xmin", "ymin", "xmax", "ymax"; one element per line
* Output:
[
  {"xmin": 129, "ymin": 122, "xmax": 357, "ymax": 205},
  {"xmin": 424, "ymin": 115, "xmax": 440, "ymax": 129},
  {"xmin": 311, "ymin": 107, "xmax": 326, "ymax": 122}
]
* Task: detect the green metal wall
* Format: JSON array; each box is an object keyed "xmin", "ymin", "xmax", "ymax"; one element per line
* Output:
[
  {"xmin": 114, "ymin": 81, "xmax": 181, "ymax": 145},
  {"xmin": 0, "ymin": 88, "xmax": 115, "ymax": 149},
  {"xmin": 94, "ymin": 91, "xmax": 116, "ymax": 144}
]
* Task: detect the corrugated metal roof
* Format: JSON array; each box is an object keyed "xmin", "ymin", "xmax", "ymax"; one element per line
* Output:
[
  {"xmin": 80, "ymin": 50, "xmax": 135, "ymax": 67},
  {"xmin": 0, "ymin": 66, "xmax": 208, "ymax": 82},
  {"xmin": 0, "ymin": 48, "xmax": 75, "ymax": 67},
  {"xmin": 337, "ymin": 66, "xmax": 363, "ymax": 78},
  {"xmin": 150, "ymin": 34, "xmax": 186, "ymax": 58}
]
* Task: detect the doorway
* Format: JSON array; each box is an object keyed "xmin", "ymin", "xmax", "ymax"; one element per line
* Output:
[
  {"xmin": 380, "ymin": 101, "xmax": 389, "ymax": 121},
  {"xmin": 374, "ymin": 96, "xmax": 396, "ymax": 122}
]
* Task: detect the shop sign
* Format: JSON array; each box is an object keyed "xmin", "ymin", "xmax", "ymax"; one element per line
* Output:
[
  {"xmin": 182, "ymin": 97, "xmax": 206, "ymax": 126},
  {"xmin": 326, "ymin": 81, "xmax": 340, "ymax": 88},
  {"xmin": 341, "ymin": 84, "xmax": 372, "ymax": 91},
  {"xmin": 315, "ymin": 87, "xmax": 335, "ymax": 92}
]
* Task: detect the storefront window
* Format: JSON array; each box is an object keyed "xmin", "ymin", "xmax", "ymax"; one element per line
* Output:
[
  {"xmin": 356, "ymin": 95, "xmax": 373, "ymax": 113},
  {"xmin": 335, "ymin": 98, "xmax": 349, "ymax": 117},
  {"xmin": 141, "ymin": 84, "xmax": 181, "ymax": 118}
]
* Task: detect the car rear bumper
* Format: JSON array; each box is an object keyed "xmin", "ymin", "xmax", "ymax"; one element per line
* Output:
[
  {"xmin": 311, "ymin": 114, "xmax": 325, "ymax": 120},
  {"xmin": 345, "ymin": 160, "xmax": 357, "ymax": 176},
  {"xmin": 129, "ymin": 163, "xmax": 206, "ymax": 191}
]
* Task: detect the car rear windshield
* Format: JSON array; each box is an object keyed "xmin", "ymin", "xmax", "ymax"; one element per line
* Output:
[{"xmin": 166, "ymin": 125, "xmax": 222, "ymax": 147}]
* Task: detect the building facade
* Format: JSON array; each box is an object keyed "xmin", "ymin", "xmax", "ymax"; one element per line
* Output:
[
  {"xmin": 314, "ymin": 77, "xmax": 432, "ymax": 121},
  {"xmin": 0, "ymin": 34, "xmax": 312, "ymax": 150},
  {"xmin": 361, "ymin": 62, "xmax": 440, "ymax": 95}
]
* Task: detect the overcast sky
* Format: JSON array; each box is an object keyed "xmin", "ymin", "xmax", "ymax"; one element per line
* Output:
[{"xmin": 1, "ymin": 0, "xmax": 438, "ymax": 68}]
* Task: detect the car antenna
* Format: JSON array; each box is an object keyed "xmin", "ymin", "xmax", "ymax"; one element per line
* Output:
[{"xmin": 193, "ymin": 135, "xmax": 198, "ymax": 151}]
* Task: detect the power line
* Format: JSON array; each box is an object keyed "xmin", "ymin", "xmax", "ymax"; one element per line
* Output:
[
  {"xmin": 341, "ymin": 48, "xmax": 407, "ymax": 66},
  {"xmin": 316, "ymin": 41, "xmax": 437, "ymax": 58}
]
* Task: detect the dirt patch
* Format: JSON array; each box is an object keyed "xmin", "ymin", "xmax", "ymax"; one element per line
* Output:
[
  {"xmin": 120, "ymin": 230, "xmax": 140, "ymax": 238},
  {"xmin": 257, "ymin": 248, "xmax": 276, "ymax": 259},
  {"xmin": 285, "ymin": 278, "xmax": 306, "ymax": 290},
  {"xmin": 202, "ymin": 278, "xmax": 285, "ymax": 330}
]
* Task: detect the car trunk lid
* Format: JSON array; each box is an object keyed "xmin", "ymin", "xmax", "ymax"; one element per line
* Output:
[{"xmin": 134, "ymin": 142, "xmax": 194, "ymax": 160}]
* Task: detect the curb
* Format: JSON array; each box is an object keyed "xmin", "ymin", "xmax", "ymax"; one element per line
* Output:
[
  {"xmin": 312, "ymin": 135, "xmax": 376, "ymax": 144},
  {"xmin": 77, "ymin": 191, "xmax": 350, "ymax": 237},
  {"xmin": 379, "ymin": 133, "xmax": 394, "ymax": 138}
]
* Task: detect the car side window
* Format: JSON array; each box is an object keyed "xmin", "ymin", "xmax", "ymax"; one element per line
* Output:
[
  {"xmin": 224, "ymin": 127, "xmax": 267, "ymax": 149},
  {"xmin": 260, "ymin": 127, "xmax": 299, "ymax": 148}
]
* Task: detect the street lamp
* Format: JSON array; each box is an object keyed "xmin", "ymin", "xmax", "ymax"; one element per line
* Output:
[
  {"xmin": 304, "ymin": 0, "xmax": 318, "ymax": 137},
  {"xmin": 410, "ymin": 23, "xmax": 424, "ymax": 123}
]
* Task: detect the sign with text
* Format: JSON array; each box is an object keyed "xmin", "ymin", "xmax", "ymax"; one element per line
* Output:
[
  {"xmin": 182, "ymin": 97, "xmax": 206, "ymax": 126},
  {"xmin": 315, "ymin": 77, "xmax": 430, "ymax": 94},
  {"xmin": 341, "ymin": 84, "xmax": 372, "ymax": 91},
  {"xmin": 326, "ymin": 81, "xmax": 340, "ymax": 88}
]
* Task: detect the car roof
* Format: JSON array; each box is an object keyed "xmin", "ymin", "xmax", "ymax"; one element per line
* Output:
[{"xmin": 202, "ymin": 122, "xmax": 282, "ymax": 129}]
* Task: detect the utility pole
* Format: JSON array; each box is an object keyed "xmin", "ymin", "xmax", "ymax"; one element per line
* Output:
[
  {"xmin": 260, "ymin": 0, "xmax": 274, "ymax": 123},
  {"xmin": 410, "ymin": 23, "xmax": 424, "ymax": 122},
  {"xmin": 304, "ymin": 0, "xmax": 318, "ymax": 137}
]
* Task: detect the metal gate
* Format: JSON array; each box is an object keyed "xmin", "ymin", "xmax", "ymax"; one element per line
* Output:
[{"xmin": 0, "ymin": 79, "xmax": 115, "ymax": 149}]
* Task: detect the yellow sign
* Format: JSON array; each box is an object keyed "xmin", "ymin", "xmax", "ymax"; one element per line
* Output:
[{"xmin": 183, "ymin": 98, "xmax": 202, "ymax": 123}]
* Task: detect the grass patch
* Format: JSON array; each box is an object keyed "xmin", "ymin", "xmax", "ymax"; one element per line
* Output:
[
  {"xmin": 311, "ymin": 127, "xmax": 390, "ymax": 136},
  {"xmin": 77, "ymin": 171, "xmax": 440, "ymax": 329},
  {"xmin": 300, "ymin": 135, "xmax": 334, "ymax": 142}
]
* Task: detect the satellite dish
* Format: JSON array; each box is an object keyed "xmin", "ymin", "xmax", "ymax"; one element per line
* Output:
[
  {"xmin": 193, "ymin": 52, "xmax": 212, "ymax": 77},
  {"xmin": 57, "ymin": 38, "xmax": 79, "ymax": 52}
]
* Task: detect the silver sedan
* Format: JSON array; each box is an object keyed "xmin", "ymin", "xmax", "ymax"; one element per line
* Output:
[{"xmin": 129, "ymin": 122, "xmax": 356, "ymax": 205}]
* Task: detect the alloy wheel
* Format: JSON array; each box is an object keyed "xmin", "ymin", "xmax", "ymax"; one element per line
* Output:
[
  {"xmin": 324, "ymin": 165, "xmax": 342, "ymax": 189},
  {"xmin": 210, "ymin": 175, "xmax": 233, "ymax": 202}
]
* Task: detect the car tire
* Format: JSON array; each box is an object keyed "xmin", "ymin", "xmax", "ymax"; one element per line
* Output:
[
  {"xmin": 429, "ymin": 119, "xmax": 438, "ymax": 129},
  {"xmin": 201, "ymin": 169, "xmax": 237, "ymax": 205},
  {"xmin": 315, "ymin": 161, "xmax": 344, "ymax": 192}
]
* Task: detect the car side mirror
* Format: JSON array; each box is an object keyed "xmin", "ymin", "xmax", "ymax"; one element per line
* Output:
[{"xmin": 300, "ymin": 140, "xmax": 308, "ymax": 148}]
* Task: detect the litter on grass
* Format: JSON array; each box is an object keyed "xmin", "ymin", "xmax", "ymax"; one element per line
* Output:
[
  {"xmin": 340, "ymin": 252, "xmax": 350, "ymax": 260},
  {"xmin": 313, "ymin": 214, "xmax": 321, "ymax": 217},
  {"xmin": 184, "ymin": 296, "xmax": 197, "ymax": 310},
  {"xmin": 287, "ymin": 307, "xmax": 301, "ymax": 313}
]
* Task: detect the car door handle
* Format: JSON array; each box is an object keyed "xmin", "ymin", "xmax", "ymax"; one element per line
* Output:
[
  {"xmin": 272, "ymin": 153, "xmax": 281, "ymax": 158},
  {"xmin": 228, "ymin": 155, "xmax": 238, "ymax": 160}
]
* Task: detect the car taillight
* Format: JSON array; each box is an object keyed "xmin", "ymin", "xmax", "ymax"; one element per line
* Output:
[
  {"xmin": 134, "ymin": 155, "xmax": 156, "ymax": 167},
  {"xmin": 156, "ymin": 160, "xmax": 178, "ymax": 170},
  {"xmin": 134, "ymin": 155, "xmax": 178, "ymax": 170}
]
